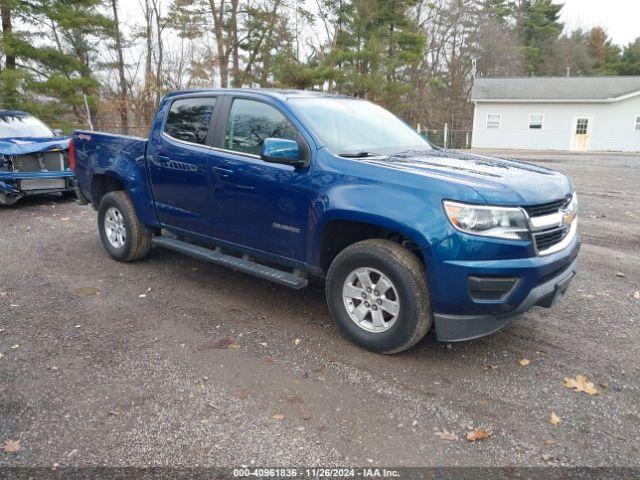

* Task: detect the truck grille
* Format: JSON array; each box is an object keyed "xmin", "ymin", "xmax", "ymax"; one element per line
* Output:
[
  {"xmin": 523, "ymin": 197, "xmax": 571, "ymax": 218},
  {"xmin": 533, "ymin": 226, "xmax": 570, "ymax": 252}
]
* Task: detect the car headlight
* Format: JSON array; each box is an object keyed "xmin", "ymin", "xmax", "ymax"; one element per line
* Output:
[{"xmin": 443, "ymin": 201, "xmax": 530, "ymax": 240}]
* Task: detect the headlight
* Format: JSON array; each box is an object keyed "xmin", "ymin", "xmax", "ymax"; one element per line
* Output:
[{"xmin": 443, "ymin": 201, "xmax": 530, "ymax": 240}]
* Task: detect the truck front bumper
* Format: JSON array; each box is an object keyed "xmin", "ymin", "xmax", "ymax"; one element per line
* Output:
[
  {"xmin": 0, "ymin": 171, "xmax": 75, "ymax": 204},
  {"xmin": 432, "ymin": 233, "xmax": 580, "ymax": 342}
]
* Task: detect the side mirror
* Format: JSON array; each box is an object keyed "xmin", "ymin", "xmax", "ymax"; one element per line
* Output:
[
  {"xmin": 260, "ymin": 138, "xmax": 306, "ymax": 168},
  {"xmin": 52, "ymin": 128, "xmax": 63, "ymax": 136}
]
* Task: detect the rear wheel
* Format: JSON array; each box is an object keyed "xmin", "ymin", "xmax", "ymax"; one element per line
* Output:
[
  {"xmin": 98, "ymin": 191, "xmax": 151, "ymax": 262},
  {"xmin": 326, "ymin": 239, "xmax": 432, "ymax": 354}
]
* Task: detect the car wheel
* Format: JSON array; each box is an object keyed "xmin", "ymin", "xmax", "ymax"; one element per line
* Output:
[
  {"xmin": 98, "ymin": 191, "xmax": 151, "ymax": 262},
  {"xmin": 326, "ymin": 239, "xmax": 432, "ymax": 354}
]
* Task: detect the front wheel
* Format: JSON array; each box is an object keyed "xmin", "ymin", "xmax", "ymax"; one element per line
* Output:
[
  {"xmin": 98, "ymin": 191, "xmax": 151, "ymax": 262},
  {"xmin": 326, "ymin": 239, "xmax": 433, "ymax": 354}
]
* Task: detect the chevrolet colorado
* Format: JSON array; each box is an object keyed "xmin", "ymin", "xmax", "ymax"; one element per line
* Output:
[{"xmin": 72, "ymin": 89, "xmax": 579, "ymax": 353}]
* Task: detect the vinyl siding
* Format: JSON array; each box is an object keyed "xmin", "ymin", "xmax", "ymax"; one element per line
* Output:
[{"xmin": 472, "ymin": 96, "xmax": 640, "ymax": 152}]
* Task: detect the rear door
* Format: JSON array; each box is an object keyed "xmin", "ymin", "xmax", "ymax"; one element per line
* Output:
[{"xmin": 146, "ymin": 95, "xmax": 218, "ymax": 236}]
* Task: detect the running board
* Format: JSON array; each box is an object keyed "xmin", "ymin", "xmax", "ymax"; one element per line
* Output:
[{"xmin": 151, "ymin": 236, "xmax": 308, "ymax": 289}]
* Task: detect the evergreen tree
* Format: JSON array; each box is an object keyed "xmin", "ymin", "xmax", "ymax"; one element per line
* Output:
[
  {"xmin": 0, "ymin": 0, "xmax": 111, "ymax": 126},
  {"xmin": 517, "ymin": 0, "xmax": 563, "ymax": 75},
  {"xmin": 618, "ymin": 37, "xmax": 640, "ymax": 75}
]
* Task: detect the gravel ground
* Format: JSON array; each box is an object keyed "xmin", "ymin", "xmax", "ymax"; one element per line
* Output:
[{"xmin": 0, "ymin": 151, "xmax": 639, "ymax": 468}]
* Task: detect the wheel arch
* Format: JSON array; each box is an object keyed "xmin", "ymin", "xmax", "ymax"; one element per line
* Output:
[
  {"xmin": 91, "ymin": 164, "xmax": 159, "ymax": 229},
  {"xmin": 313, "ymin": 210, "xmax": 433, "ymax": 274}
]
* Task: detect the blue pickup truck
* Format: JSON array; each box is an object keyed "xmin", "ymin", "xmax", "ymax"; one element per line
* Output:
[
  {"xmin": 72, "ymin": 89, "xmax": 579, "ymax": 353},
  {"xmin": 0, "ymin": 110, "xmax": 74, "ymax": 205}
]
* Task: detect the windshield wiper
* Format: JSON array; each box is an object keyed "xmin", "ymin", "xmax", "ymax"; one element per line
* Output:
[{"xmin": 338, "ymin": 151, "xmax": 382, "ymax": 158}]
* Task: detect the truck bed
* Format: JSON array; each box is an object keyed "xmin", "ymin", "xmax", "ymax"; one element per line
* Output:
[{"xmin": 73, "ymin": 131, "xmax": 148, "ymax": 203}]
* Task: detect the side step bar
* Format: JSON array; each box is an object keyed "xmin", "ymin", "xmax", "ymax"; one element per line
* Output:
[{"xmin": 151, "ymin": 236, "xmax": 308, "ymax": 290}]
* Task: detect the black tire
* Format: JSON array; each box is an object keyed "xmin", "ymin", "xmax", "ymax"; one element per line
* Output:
[
  {"xmin": 98, "ymin": 191, "xmax": 151, "ymax": 262},
  {"xmin": 326, "ymin": 239, "xmax": 432, "ymax": 354}
]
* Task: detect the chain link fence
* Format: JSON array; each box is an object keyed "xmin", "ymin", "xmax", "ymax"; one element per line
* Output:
[{"xmin": 419, "ymin": 129, "xmax": 473, "ymax": 149}]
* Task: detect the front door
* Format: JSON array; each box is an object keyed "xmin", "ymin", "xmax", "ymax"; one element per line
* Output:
[
  {"xmin": 147, "ymin": 96, "xmax": 217, "ymax": 236},
  {"xmin": 571, "ymin": 117, "xmax": 592, "ymax": 151},
  {"xmin": 208, "ymin": 97, "xmax": 312, "ymax": 262}
]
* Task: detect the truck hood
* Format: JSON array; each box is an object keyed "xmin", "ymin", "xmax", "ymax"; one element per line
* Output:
[
  {"xmin": 363, "ymin": 149, "xmax": 573, "ymax": 205},
  {"xmin": 0, "ymin": 136, "xmax": 70, "ymax": 156}
]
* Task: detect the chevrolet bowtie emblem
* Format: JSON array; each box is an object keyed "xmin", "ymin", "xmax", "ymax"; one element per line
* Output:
[{"xmin": 562, "ymin": 210, "xmax": 575, "ymax": 226}]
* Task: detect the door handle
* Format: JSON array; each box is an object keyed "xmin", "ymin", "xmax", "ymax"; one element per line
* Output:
[
  {"xmin": 155, "ymin": 154, "xmax": 171, "ymax": 164},
  {"xmin": 212, "ymin": 166, "xmax": 233, "ymax": 178}
]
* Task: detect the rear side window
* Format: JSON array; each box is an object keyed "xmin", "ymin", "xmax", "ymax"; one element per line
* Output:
[
  {"xmin": 164, "ymin": 97, "xmax": 216, "ymax": 145},
  {"xmin": 225, "ymin": 99, "xmax": 297, "ymax": 156}
]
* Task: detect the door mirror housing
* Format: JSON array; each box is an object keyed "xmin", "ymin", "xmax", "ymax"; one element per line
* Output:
[
  {"xmin": 52, "ymin": 128, "xmax": 63, "ymax": 136},
  {"xmin": 260, "ymin": 138, "xmax": 306, "ymax": 168}
]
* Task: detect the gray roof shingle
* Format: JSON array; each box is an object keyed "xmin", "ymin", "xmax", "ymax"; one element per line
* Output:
[{"xmin": 471, "ymin": 76, "xmax": 640, "ymax": 102}]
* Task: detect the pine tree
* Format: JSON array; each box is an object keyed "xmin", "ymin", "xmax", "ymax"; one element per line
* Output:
[
  {"xmin": 619, "ymin": 38, "xmax": 640, "ymax": 75},
  {"xmin": 517, "ymin": 0, "xmax": 563, "ymax": 75}
]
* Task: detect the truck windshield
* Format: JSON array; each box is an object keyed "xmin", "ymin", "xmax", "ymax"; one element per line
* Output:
[
  {"xmin": 0, "ymin": 113, "xmax": 55, "ymax": 139},
  {"xmin": 289, "ymin": 97, "xmax": 430, "ymax": 156}
]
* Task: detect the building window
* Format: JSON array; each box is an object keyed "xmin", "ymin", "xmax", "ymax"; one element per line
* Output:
[
  {"xmin": 529, "ymin": 114, "xmax": 544, "ymax": 129},
  {"xmin": 635, "ymin": 115, "xmax": 640, "ymax": 132},
  {"xmin": 576, "ymin": 118, "xmax": 589, "ymax": 135},
  {"xmin": 486, "ymin": 114, "xmax": 501, "ymax": 129}
]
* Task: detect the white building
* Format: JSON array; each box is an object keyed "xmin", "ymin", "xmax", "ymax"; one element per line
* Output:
[{"xmin": 471, "ymin": 77, "xmax": 640, "ymax": 152}]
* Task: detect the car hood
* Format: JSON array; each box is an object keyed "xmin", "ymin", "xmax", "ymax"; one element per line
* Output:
[
  {"xmin": 363, "ymin": 149, "xmax": 573, "ymax": 205},
  {"xmin": 0, "ymin": 136, "xmax": 70, "ymax": 156}
]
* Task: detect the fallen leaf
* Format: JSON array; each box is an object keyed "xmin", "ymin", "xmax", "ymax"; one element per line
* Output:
[
  {"xmin": 518, "ymin": 359, "xmax": 530, "ymax": 366},
  {"xmin": 285, "ymin": 395, "xmax": 304, "ymax": 404},
  {"xmin": 293, "ymin": 338, "xmax": 301, "ymax": 345},
  {"xmin": 265, "ymin": 356, "xmax": 277, "ymax": 365},
  {"xmin": 10, "ymin": 344, "xmax": 18, "ymax": 349},
  {"xmin": 0, "ymin": 353, "xmax": 3, "ymax": 360},
  {"xmin": 235, "ymin": 388, "xmax": 248, "ymax": 400},
  {"xmin": 542, "ymin": 453, "xmax": 556, "ymax": 463},
  {"xmin": 76, "ymin": 287, "xmax": 100, "ymax": 297},
  {"xmin": 487, "ymin": 364, "xmax": 498, "ymax": 370},
  {"xmin": 466, "ymin": 429, "xmax": 491, "ymax": 442},
  {"xmin": 633, "ymin": 291, "xmax": 640, "ymax": 300},
  {"xmin": 550, "ymin": 412, "xmax": 561, "ymax": 427},
  {"xmin": 60, "ymin": 217, "xmax": 70, "ymax": 221},
  {"xmin": 272, "ymin": 413, "xmax": 285, "ymax": 420},
  {"xmin": 434, "ymin": 429, "xmax": 459, "ymax": 441},
  {"xmin": 543, "ymin": 439, "xmax": 557, "ymax": 446},
  {"xmin": 564, "ymin": 374, "xmax": 599, "ymax": 395},
  {"xmin": 212, "ymin": 337, "xmax": 240, "ymax": 349},
  {"xmin": 3, "ymin": 439, "xmax": 21, "ymax": 453},
  {"xmin": 615, "ymin": 271, "xmax": 625, "ymax": 278}
]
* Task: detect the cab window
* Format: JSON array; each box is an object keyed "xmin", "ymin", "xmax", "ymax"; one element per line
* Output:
[
  {"xmin": 164, "ymin": 97, "xmax": 216, "ymax": 145},
  {"xmin": 224, "ymin": 99, "xmax": 297, "ymax": 156}
]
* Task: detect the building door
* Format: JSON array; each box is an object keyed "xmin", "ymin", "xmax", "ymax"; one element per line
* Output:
[{"xmin": 571, "ymin": 117, "xmax": 592, "ymax": 151}]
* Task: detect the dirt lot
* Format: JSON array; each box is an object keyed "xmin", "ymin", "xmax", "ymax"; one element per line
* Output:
[{"xmin": 1, "ymin": 151, "xmax": 639, "ymax": 468}]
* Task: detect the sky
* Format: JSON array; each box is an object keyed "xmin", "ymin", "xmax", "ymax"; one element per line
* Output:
[{"xmin": 559, "ymin": 0, "xmax": 640, "ymax": 46}]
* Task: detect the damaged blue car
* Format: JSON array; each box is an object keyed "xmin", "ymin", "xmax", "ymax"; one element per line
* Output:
[{"xmin": 0, "ymin": 110, "xmax": 75, "ymax": 205}]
